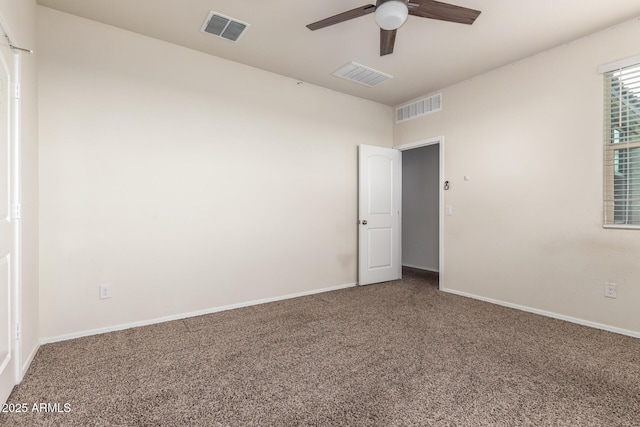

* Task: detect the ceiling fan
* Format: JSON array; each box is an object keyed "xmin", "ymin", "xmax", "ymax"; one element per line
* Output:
[{"xmin": 306, "ymin": 0, "xmax": 481, "ymax": 56}]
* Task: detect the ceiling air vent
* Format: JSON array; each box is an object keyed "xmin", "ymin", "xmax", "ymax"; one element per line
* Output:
[
  {"xmin": 332, "ymin": 62, "xmax": 392, "ymax": 87},
  {"xmin": 395, "ymin": 93, "xmax": 442, "ymax": 123},
  {"xmin": 201, "ymin": 12, "xmax": 250, "ymax": 42}
]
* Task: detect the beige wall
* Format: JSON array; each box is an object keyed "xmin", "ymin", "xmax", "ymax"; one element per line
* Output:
[
  {"xmin": 37, "ymin": 7, "xmax": 393, "ymax": 340},
  {"xmin": 0, "ymin": 0, "xmax": 39, "ymax": 375},
  {"xmin": 395, "ymin": 19, "xmax": 640, "ymax": 335}
]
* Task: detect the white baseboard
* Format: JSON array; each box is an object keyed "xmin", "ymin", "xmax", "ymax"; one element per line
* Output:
[
  {"xmin": 40, "ymin": 282, "xmax": 357, "ymax": 345},
  {"xmin": 20, "ymin": 343, "xmax": 39, "ymax": 382},
  {"xmin": 402, "ymin": 264, "xmax": 439, "ymax": 273},
  {"xmin": 441, "ymin": 287, "xmax": 640, "ymax": 339}
]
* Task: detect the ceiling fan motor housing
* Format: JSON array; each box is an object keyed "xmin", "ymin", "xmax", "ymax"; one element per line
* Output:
[{"xmin": 375, "ymin": 0, "xmax": 409, "ymax": 30}]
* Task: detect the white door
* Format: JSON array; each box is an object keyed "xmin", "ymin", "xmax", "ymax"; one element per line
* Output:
[
  {"xmin": 0, "ymin": 41, "xmax": 14, "ymax": 404},
  {"xmin": 358, "ymin": 145, "xmax": 401, "ymax": 285}
]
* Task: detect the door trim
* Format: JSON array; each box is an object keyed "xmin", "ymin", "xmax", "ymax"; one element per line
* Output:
[
  {"xmin": 396, "ymin": 136, "xmax": 445, "ymax": 290},
  {"xmin": 10, "ymin": 45, "xmax": 22, "ymax": 384}
]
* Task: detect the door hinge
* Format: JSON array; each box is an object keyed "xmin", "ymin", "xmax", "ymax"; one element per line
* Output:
[
  {"xmin": 13, "ymin": 203, "xmax": 21, "ymax": 219},
  {"xmin": 15, "ymin": 323, "xmax": 20, "ymax": 340},
  {"xmin": 13, "ymin": 83, "xmax": 21, "ymax": 99}
]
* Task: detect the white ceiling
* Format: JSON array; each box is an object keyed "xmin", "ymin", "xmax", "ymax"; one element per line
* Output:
[{"xmin": 36, "ymin": 0, "xmax": 640, "ymax": 106}]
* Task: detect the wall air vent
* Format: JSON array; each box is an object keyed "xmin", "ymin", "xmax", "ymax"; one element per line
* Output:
[
  {"xmin": 395, "ymin": 93, "xmax": 442, "ymax": 123},
  {"xmin": 201, "ymin": 12, "xmax": 250, "ymax": 42},
  {"xmin": 332, "ymin": 62, "xmax": 392, "ymax": 87}
]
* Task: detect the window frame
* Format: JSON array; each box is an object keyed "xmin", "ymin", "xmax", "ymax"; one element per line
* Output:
[{"xmin": 600, "ymin": 55, "xmax": 640, "ymax": 230}]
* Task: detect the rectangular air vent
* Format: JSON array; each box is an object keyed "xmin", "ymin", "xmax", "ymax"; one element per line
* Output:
[
  {"xmin": 201, "ymin": 12, "xmax": 249, "ymax": 42},
  {"xmin": 332, "ymin": 62, "xmax": 392, "ymax": 87},
  {"xmin": 395, "ymin": 93, "xmax": 442, "ymax": 123}
]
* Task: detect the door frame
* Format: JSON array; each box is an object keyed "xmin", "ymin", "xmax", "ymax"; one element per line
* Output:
[
  {"xmin": 10, "ymin": 42, "xmax": 22, "ymax": 384},
  {"xmin": 395, "ymin": 136, "xmax": 445, "ymax": 290}
]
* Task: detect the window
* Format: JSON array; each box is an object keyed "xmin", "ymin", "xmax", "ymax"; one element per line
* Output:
[{"xmin": 602, "ymin": 58, "xmax": 640, "ymax": 227}]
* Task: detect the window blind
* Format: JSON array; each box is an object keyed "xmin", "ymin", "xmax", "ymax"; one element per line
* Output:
[{"xmin": 603, "ymin": 61, "xmax": 640, "ymax": 226}]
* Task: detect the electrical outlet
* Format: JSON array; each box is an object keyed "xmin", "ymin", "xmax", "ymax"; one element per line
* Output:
[
  {"xmin": 99, "ymin": 284, "xmax": 112, "ymax": 299},
  {"xmin": 604, "ymin": 283, "xmax": 617, "ymax": 299}
]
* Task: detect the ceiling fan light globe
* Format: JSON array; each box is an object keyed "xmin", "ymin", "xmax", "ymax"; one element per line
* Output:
[{"xmin": 375, "ymin": 1, "xmax": 409, "ymax": 31}]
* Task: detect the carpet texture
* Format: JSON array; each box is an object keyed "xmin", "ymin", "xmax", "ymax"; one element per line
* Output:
[{"xmin": 1, "ymin": 269, "xmax": 639, "ymax": 426}]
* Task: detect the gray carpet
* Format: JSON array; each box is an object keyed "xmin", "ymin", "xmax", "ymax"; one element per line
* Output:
[{"xmin": 2, "ymin": 268, "xmax": 639, "ymax": 426}]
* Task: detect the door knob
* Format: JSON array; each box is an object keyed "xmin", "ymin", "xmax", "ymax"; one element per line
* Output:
[{"xmin": 361, "ymin": 220, "xmax": 368, "ymax": 225}]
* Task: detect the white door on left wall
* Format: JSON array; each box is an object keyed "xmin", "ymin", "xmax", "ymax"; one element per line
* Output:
[{"xmin": 0, "ymin": 39, "xmax": 15, "ymax": 404}]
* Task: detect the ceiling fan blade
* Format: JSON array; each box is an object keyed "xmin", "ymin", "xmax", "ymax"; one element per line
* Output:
[
  {"xmin": 380, "ymin": 29, "xmax": 397, "ymax": 56},
  {"xmin": 408, "ymin": 0, "xmax": 481, "ymax": 25},
  {"xmin": 307, "ymin": 5, "xmax": 376, "ymax": 31}
]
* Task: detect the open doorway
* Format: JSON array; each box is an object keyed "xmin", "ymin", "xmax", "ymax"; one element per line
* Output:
[
  {"xmin": 357, "ymin": 139, "xmax": 444, "ymax": 288},
  {"xmin": 398, "ymin": 138, "xmax": 444, "ymax": 288}
]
